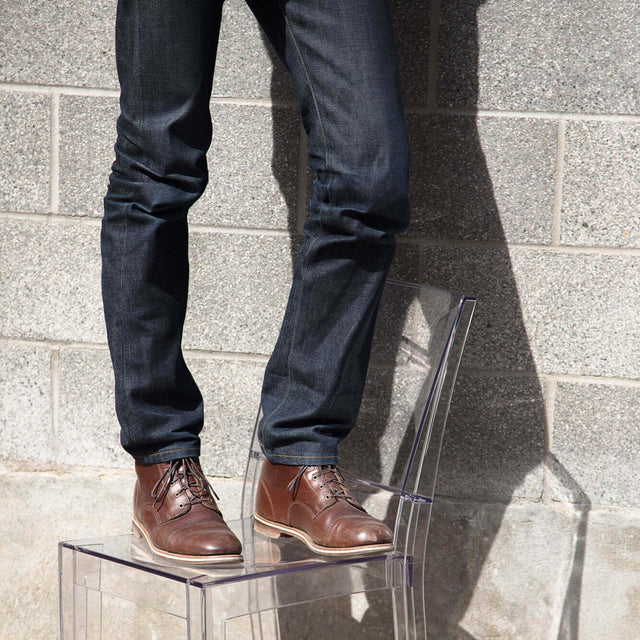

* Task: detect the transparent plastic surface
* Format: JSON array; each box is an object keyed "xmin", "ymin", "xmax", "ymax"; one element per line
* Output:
[{"xmin": 59, "ymin": 279, "xmax": 475, "ymax": 639}]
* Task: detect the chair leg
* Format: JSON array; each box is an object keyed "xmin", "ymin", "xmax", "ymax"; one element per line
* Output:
[
  {"xmin": 76, "ymin": 553, "xmax": 103, "ymax": 640},
  {"xmin": 393, "ymin": 571, "xmax": 431, "ymax": 640},
  {"xmin": 60, "ymin": 547, "xmax": 104, "ymax": 640},
  {"xmin": 392, "ymin": 582, "xmax": 416, "ymax": 640},
  {"xmin": 59, "ymin": 546, "xmax": 74, "ymax": 640},
  {"xmin": 75, "ymin": 585, "xmax": 102, "ymax": 639},
  {"xmin": 187, "ymin": 583, "xmax": 207, "ymax": 640}
]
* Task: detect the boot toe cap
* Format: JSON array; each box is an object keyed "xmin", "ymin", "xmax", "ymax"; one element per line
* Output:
[
  {"xmin": 326, "ymin": 516, "xmax": 393, "ymax": 548},
  {"xmin": 165, "ymin": 524, "xmax": 242, "ymax": 557}
]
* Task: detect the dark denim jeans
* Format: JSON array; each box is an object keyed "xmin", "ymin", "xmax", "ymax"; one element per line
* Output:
[{"xmin": 102, "ymin": 0, "xmax": 410, "ymax": 465}]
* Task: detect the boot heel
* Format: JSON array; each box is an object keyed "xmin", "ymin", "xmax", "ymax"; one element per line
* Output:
[
  {"xmin": 254, "ymin": 516, "xmax": 290, "ymax": 539},
  {"xmin": 131, "ymin": 520, "xmax": 143, "ymax": 538}
]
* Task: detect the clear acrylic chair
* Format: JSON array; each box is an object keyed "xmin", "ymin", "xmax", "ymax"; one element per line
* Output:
[{"xmin": 59, "ymin": 279, "xmax": 475, "ymax": 639}]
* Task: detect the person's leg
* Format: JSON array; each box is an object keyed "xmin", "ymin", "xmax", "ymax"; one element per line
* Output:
[
  {"xmin": 248, "ymin": 0, "xmax": 411, "ymax": 464},
  {"xmin": 248, "ymin": 0, "xmax": 409, "ymax": 554},
  {"xmin": 102, "ymin": 0, "xmax": 222, "ymax": 464},
  {"xmin": 102, "ymin": 0, "xmax": 241, "ymax": 563}
]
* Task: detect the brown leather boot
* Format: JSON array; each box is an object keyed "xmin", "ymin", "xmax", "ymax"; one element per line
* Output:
[
  {"xmin": 132, "ymin": 457, "xmax": 242, "ymax": 564},
  {"xmin": 254, "ymin": 460, "xmax": 394, "ymax": 556}
]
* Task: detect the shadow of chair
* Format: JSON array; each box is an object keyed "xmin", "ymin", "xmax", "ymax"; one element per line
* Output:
[{"xmin": 59, "ymin": 279, "xmax": 475, "ymax": 639}]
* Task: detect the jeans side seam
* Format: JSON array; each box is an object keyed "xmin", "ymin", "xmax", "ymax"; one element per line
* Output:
[
  {"xmin": 118, "ymin": 176, "xmax": 132, "ymax": 433},
  {"xmin": 279, "ymin": 3, "xmax": 329, "ymax": 170},
  {"xmin": 260, "ymin": 236, "xmax": 320, "ymax": 437},
  {"xmin": 260, "ymin": 3, "xmax": 333, "ymax": 440}
]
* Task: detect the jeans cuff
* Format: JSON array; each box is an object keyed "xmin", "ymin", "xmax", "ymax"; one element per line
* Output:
[
  {"xmin": 260, "ymin": 444, "xmax": 339, "ymax": 467},
  {"xmin": 133, "ymin": 446, "xmax": 201, "ymax": 465}
]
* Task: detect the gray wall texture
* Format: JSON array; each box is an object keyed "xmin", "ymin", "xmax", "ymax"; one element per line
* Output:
[{"xmin": 1, "ymin": 0, "xmax": 639, "ymax": 638}]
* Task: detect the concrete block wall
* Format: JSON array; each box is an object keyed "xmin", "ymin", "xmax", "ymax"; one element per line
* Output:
[{"xmin": 1, "ymin": 0, "xmax": 638, "ymax": 638}]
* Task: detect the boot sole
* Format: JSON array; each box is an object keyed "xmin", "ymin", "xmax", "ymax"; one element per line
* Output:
[
  {"xmin": 132, "ymin": 517, "xmax": 243, "ymax": 565},
  {"xmin": 253, "ymin": 512, "xmax": 394, "ymax": 557}
]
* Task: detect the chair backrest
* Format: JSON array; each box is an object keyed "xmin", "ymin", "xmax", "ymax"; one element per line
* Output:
[{"xmin": 241, "ymin": 279, "xmax": 475, "ymax": 559}]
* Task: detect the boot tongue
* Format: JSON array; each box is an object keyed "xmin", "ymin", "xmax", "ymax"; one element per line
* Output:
[
  {"xmin": 320, "ymin": 465, "xmax": 348, "ymax": 493},
  {"xmin": 179, "ymin": 458, "xmax": 220, "ymax": 512},
  {"xmin": 150, "ymin": 458, "xmax": 221, "ymax": 521},
  {"xmin": 180, "ymin": 459, "xmax": 206, "ymax": 499},
  {"xmin": 318, "ymin": 465, "xmax": 365, "ymax": 511}
]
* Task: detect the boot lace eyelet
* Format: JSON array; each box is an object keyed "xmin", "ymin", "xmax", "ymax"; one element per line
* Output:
[
  {"xmin": 325, "ymin": 495, "xmax": 330, "ymax": 500},
  {"xmin": 312, "ymin": 475, "xmax": 318, "ymax": 480},
  {"xmin": 319, "ymin": 484, "xmax": 324, "ymax": 488}
]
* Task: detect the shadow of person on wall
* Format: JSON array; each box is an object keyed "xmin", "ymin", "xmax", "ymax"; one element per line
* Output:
[{"xmin": 250, "ymin": 0, "xmax": 590, "ymax": 637}]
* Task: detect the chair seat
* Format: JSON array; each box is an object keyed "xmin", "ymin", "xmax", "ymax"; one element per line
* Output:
[
  {"xmin": 60, "ymin": 518, "xmax": 409, "ymax": 639},
  {"xmin": 60, "ymin": 517, "xmax": 404, "ymax": 589}
]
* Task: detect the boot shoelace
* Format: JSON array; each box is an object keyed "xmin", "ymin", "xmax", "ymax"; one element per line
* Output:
[
  {"xmin": 151, "ymin": 458, "xmax": 221, "ymax": 512},
  {"xmin": 286, "ymin": 465, "xmax": 364, "ymax": 510}
]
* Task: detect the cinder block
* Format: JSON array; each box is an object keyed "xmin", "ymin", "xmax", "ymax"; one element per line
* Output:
[
  {"xmin": 187, "ymin": 356, "xmax": 266, "ymax": 478},
  {"xmin": 426, "ymin": 500, "xmax": 579, "ymax": 639},
  {"xmin": 0, "ymin": 91, "xmax": 50, "ymax": 213},
  {"xmin": 420, "ymin": 246, "xmax": 640, "ymax": 378},
  {"xmin": 0, "ymin": 218, "xmax": 105, "ymax": 343},
  {"xmin": 422, "ymin": 245, "xmax": 535, "ymax": 373},
  {"xmin": 184, "ymin": 231, "xmax": 294, "ymax": 354},
  {"xmin": 438, "ymin": 0, "xmax": 640, "ymax": 114},
  {"xmin": 389, "ymin": 240, "xmax": 420, "ymax": 282},
  {"xmin": 0, "ymin": 343, "xmax": 53, "ymax": 463},
  {"xmin": 550, "ymin": 382, "xmax": 640, "ymax": 508},
  {"xmin": 0, "ymin": 0, "xmax": 117, "ymax": 88},
  {"xmin": 390, "ymin": 0, "xmax": 430, "ymax": 107},
  {"xmin": 192, "ymin": 104, "xmax": 300, "ymax": 229},
  {"xmin": 437, "ymin": 373, "xmax": 546, "ymax": 501},
  {"xmin": 59, "ymin": 95, "xmax": 119, "ymax": 217},
  {"xmin": 213, "ymin": 0, "xmax": 295, "ymax": 101},
  {"xmin": 341, "ymin": 366, "xmax": 433, "ymax": 485},
  {"xmin": 561, "ymin": 121, "xmax": 640, "ymax": 248},
  {"xmin": 0, "ymin": 466, "xmax": 242, "ymax": 640},
  {"xmin": 368, "ymin": 284, "xmax": 419, "ymax": 368},
  {"xmin": 57, "ymin": 347, "xmax": 125, "ymax": 468},
  {"xmin": 407, "ymin": 114, "xmax": 556, "ymax": 244}
]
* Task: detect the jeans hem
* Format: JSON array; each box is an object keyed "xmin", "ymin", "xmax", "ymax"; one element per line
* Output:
[
  {"xmin": 133, "ymin": 446, "xmax": 201, "ymax": 465},
  {"xmin": 261, "ymin": 447, "xmax": 339, "ymax": 466}
]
